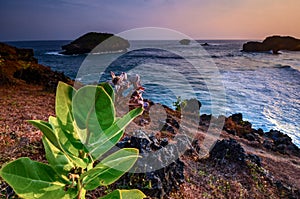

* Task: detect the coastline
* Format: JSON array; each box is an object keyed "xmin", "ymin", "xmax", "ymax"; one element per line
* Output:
[{"xmin": 0, "ymin": 42, "xmax": 299, "ymax": 198}]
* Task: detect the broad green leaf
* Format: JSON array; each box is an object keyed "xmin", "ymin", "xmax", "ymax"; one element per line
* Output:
[
  {"xmin": 55, "ymin": 82, "xmax": 84, "ymax": 150},
  {"xmin": 0, "ymin": 157, "xmax": 77, "ymax": 199},
  {"xmin": 58, "ymin": 121, "xmax": 85, "ymax": 150},
  {"xmin": 99, "ymin": 189, "xmax": 146, "ymax": 199},
  {"xmin": 88, "ymin": 107, "xmax": 143, "ymax": 159},
  {"xmin": 82, "ymin": 148, "xmax": 139, "ymax": 190},
  {"xmin": 55, "ymin": 81, "xmax": 76, "ymax": 130},
  {"xmin": 72, "ymin": 85, "xmax": 115, "ymax": 135},
  {"xmin": 98, "ymin": 82, "xmax": 115, "ymax": 103},
  {"xmin": 49, "ymin": 116, "xmax": 88, "ymax": 168},
  {"xmin": 42, "ymin": 136, "xmax": 74, "ymax": 178},
  {"xmin": 28, "ymin": 120, "xmax": 61, "ymax": 151}
]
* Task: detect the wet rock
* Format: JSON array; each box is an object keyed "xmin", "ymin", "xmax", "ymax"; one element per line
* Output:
[{"xmin": 201, "ymin": 42, "xmax": 210, "ymax": 46}]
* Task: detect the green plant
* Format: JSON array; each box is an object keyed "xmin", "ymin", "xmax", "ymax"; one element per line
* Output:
[
  {"xmin": 0, "ymin": 82, "xmax": 146, "ymax": 199},
  {"xmin": 172, "ymin": 96, "xmax": 187, "ymax": 111}
]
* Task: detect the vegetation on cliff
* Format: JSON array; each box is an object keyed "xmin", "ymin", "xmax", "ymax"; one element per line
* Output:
[{"xmin": 0, "ymin": 42, "xmax": 72, "ymax": 91}]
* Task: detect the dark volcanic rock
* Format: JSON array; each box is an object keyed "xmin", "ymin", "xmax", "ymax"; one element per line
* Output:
[
  {"xmin": 13, "ymin": 67, "xmax": 71, "ymax": 92},
  {"xmin": 179, "ymin": 39, "xmax": 190, "ymax": 45},
  {"xmin": 231, "ymin": 113, "xmax": 243, "ymax": 123},
  {"xmin": 60, "ymin": 32, "xmax": 130, "ymax": 55},
  {"xmin": 116, "ymin": 130, "xmax": 186, "ymax": 198},
  {"xmin": 209, "ymin": 138, "xmax": 247, "ymax": 165},
  {"xmin": 264, "ymin": 129, "xmax": 300, "ymax": 156},
  {"xmin": 243, "ymin": 35, "xmax": 300, "ymax": 54},
  {"xmin": 210, "ymin": 138, "xmax": 262, "ymax": 167},
  {"xmin": 224, "ymin": 113, "xmax": 256, "ymax": 140}
]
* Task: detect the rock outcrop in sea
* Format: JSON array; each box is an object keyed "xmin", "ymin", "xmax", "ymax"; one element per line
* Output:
[
  {"xmin": 0, "ymin": 42, "xmax": 72, "ymax": 91},
  {"xmin": 242, "ymin": 35, "xmax": 300, "ymax": 54},
  {"xmin": 179, "ymin": 39, "xmax": 191, "ymax": 45},
  {"xmin": 60, "ymin": 32, "xmax": 130, "ymax": 55}
]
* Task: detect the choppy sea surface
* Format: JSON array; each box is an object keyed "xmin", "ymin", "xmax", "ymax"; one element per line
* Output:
[{"xmin": 7, "ymin": 40, "xmax": 300, "ymax": 146}]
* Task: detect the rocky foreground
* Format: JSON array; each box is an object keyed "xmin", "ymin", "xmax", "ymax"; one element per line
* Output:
[{"xmin": 0, "ymin": 43, "xmax": 300, "ymax": 198}]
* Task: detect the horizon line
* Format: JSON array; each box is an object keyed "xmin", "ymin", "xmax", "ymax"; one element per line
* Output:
[{"xmin": 2, "ymin": 38, "xmax": 262, "ymax": 42}]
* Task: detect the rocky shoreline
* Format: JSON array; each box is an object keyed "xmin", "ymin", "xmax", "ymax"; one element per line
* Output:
[
  {"xmin": 0, "ymin": 43, "xmax": 299, "ymax": 198},
  {"xmin": 0, "ymin": 42, "xmax": 72, "ymax": 91}
]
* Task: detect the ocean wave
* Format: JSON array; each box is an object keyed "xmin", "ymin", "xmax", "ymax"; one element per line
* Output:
[
  {"xmin": 45, "ymin": 51, "xmax": 65, "ymax": 56},
  {"xmin": 45, "ymin": 51, "xmax": 81, "ymax": 56},
  {"xmin": 210, "ymin": 53, "xmax": 243, "ymax": 59},
  {"xmin": 126, "ymin": 54, "xmax": 184, "ymax": 59},
  {"xmin": 90, "ymin": 50, "xmax": 125, "ymax": 55}
]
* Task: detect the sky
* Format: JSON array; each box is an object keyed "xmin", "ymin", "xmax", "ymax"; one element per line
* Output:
[{"xmin": 0, "ymin": 0, "xmax": 300, "ymax": 41}]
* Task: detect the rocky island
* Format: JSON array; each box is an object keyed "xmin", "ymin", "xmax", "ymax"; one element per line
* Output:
[
  {"xmin": 179, "ymin": 39, "xmax": 191, "ymax": 45},
  {"xmin": 242, "ymin": 35, "xmax": 300, "ymax": 54},
  {"xmin": 60, "ymin": 32, "xmax": 130, "ymax": 55}
]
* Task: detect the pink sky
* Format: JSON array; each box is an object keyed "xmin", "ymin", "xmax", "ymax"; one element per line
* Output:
[
  {"xmin": 147, "ymin": 0, "xmax": 300, "ymax": 39},
  {"xmin": 1, "ymin": 0, "xmax": 299, "ymax": 40}
]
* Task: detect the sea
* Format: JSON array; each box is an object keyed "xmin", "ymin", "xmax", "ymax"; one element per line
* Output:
[{"xmin": 6, "ymin": 40, "xmax": 300, "ymax": 147}]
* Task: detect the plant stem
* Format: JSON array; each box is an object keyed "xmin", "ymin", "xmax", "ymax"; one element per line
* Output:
[
  {"xmin": 77, "ymin": 174, "xmax": 85, "ymax": 199},
  {"xmin": 77, "ymin": 179, "xmax": 83, "ymax": 199}
]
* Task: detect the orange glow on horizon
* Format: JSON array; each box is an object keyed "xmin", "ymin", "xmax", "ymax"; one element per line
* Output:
[{"xmin": 149, "ymin": 0, "xmax": 300, "ymax": 40}]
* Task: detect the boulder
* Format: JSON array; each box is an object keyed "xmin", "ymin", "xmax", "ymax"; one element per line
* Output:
[
  {"xmin": 209, "ymin": 138, "xmax": 262, "ymax": 167},
  {"xmin": 116, "ymin": 130, "xmax": 186, "ymax": 198},
  {"xmin": 209, "ymin": 138, "xmax": 247, "ymax": 165},
  {"xmin": 243, "ymin": 36, "xmax": 300, "ymax": 54},
  {"xmin": 264, "ymin": 129, "xmax": 300, "ymax": 156},
  {"xmin": 224, "ymin": 113, "xmax": 255, "ymax": 139},
  {"xmin": 60, "ymin": 32, "xmax": 130, "ymax": 55}
]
